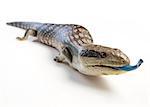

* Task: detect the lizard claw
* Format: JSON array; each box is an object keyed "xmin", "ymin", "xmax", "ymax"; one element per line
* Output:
[{"xmin": 54, "ymin": 56, "xmax": 63, "ymax": 63}]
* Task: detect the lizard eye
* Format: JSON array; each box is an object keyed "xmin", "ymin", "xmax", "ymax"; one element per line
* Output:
[{"xmin": 100, "ymin": 52, "xmax": 107, "ymax": 58}]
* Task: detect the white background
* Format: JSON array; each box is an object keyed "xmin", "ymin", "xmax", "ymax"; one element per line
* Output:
[{"xmin": 0, "ymin": 0, "xmax": 149, "ymax": 107}]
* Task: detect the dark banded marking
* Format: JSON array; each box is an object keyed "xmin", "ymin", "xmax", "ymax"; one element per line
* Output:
[{"xmin": 80, "ymin": 50, "xmax": 107, "ymax": 58}]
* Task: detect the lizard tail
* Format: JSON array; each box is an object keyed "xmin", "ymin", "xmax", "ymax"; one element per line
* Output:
[{"xmin": 6, "ymin": 22, "xmax": 42, "ymax": 30}]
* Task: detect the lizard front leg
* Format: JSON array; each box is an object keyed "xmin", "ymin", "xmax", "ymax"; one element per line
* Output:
[
  {"xmin": 54, "ymin": 54, "xmax": 65, "ymax": 63},
  {"xmin": 54, "ymin": 47, "xmax": 73, "ymax": 64}
]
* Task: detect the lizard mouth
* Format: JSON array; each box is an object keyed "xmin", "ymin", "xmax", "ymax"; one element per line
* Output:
[
  {"xmin": 88, "ymin": 59, "xmax": 143, "ymax": 71},
  {"xmin": 113, "ymin": 59, "xmax": 143, "ymax": 71}
]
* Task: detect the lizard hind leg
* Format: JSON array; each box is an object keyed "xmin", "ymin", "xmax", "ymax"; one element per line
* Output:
[{"xmin": 16, "ymin": 29, "xmax": 37, "ymax": 41}]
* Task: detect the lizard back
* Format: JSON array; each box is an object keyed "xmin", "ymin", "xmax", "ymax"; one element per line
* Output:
[{"xmin": 36, "ymin": 23, "xmax": 93, "ymax": 51}]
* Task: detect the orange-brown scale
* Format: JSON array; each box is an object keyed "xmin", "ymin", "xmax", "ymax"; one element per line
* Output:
[{"xmin": 70, "ymin": 25, "xmax": 93, "ymax": 46}]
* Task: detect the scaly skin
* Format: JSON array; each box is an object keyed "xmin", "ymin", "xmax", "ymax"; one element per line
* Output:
[{"xmin": 7, "ymin": 22, "xmax": 143, "ymax": 76}]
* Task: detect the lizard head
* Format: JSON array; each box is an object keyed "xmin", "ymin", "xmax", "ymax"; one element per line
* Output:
[
  {"xmin": 63, "ymin": 42, "xmax": 143, "ymax": 76},
  {"xmin": 79, "ymin": 44, "xmax": 131, "ymax": 75}
]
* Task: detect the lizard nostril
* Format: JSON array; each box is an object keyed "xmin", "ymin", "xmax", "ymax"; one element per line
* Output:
[
  {"xmin": 114, "ymin": 48, "xmax": 120, "ymax": 52},
  {"xmin": 121, "ymin": 60, "xmax": 126, "ymax": 64}
]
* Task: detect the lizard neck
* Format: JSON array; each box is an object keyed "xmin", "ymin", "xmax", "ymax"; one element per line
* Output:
[{"xmin": 65, "ymin": 42, "xmax": 89, "ymax": 72}]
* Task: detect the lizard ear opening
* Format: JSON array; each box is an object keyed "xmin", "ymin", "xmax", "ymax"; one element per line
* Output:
[{"xmin": 62, "ymin": 47, "xmax": 73, "ymax": 62}]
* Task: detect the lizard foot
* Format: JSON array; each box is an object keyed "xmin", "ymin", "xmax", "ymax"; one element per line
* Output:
[
  {"xmin": 54, "ymin": 56, "xmax": 64, "ymax": 63},
  {"xmin": 16, "ymin": 37, "xmax": 26, "ymax": 41}
]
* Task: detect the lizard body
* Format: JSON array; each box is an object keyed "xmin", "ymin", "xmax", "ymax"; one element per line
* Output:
[{"xmin": 7, "ymin": 22, "xmax": 143, "ymax": 76}]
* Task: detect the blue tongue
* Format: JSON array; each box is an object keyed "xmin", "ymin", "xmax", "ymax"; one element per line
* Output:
[{"xmin": 113, "ymin": 59, "xmax": 143, "ymax": 71}]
